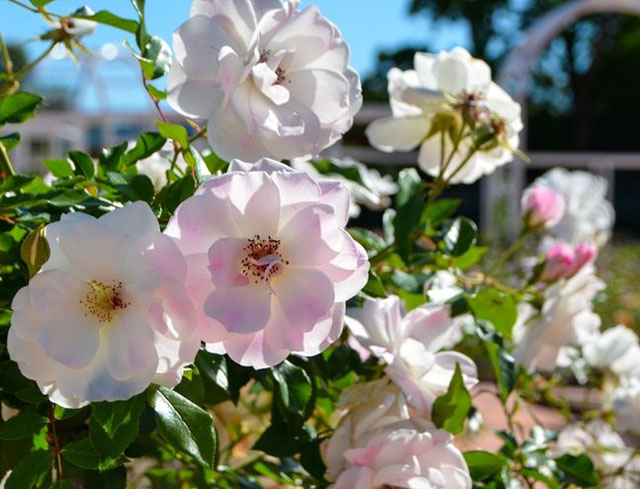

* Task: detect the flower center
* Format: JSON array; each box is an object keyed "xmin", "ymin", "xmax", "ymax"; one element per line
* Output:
[
  {"xmin": 258, "ymin": 49, "xmax": 288, "ymax": 85},
  {"xmin": 458, "ymin": 90, "xmax": 490, "ymax": 122},
  {"xmin": 80, "ymin": 280, "xmax": 130, "ymax": 322},
  {"xmin": 259, "ymin": 49, "xmax": 271, "ymax": 64},
  {"xmin": 241, "ymin": 235, "xmax": 289, "ymax": 284}
]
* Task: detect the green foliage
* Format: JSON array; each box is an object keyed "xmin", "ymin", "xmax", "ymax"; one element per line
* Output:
[
  {"xmin": 393, "ymin": 168, "xmax": 425, "ymax": 262},
  {"xmin": 0, "ymin": 92, "xmax": 42, "ymax": 125},
  {"xmin": 63, "ymin": 394, "xmax": 145, "ymax": 471},
  {"xmin": 468, "ymin": 288, "xmax": 518, "ymax": 338},
  {"xmin": 442, "ymin": 217, "xmax": 477, "ymax": 256},
  {"xmin": 555, "ymin": 454, "xmax": 599, "ymax": 487},
  {"xmin": 0, "ymin": 412, "xmax": 47, "ymax": 440},
  {"xmin": 464, "ymin": 450, "xmax": 506, "ymax": 481},
  {"xmin": 431, "ymin": 364, "xmax": 472, "ymax": 434},
  {"xmin": 4, "ymin": 450, "xmax": 52, "ymax": 489},
  {"xmin": 148, "ymin": 386, "xmax": 218, "ymax": 469},
  {"xmin": 273, "ymin": 361, "xmax": 313, "ymax": 417}
]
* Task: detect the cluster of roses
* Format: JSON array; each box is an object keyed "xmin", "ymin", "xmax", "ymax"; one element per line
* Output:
[{"xmin": 512, "ymin": 170, "xmax": 639, "ymax": 487}]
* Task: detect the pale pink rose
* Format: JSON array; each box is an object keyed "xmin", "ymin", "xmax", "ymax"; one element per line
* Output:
[
  {"xmin": 346, "ymin": 296, "xmax": 476, "ymax": 416},
  {"xmin": 571, "ymin": 243, "xmax": 598, "ymax": 275},
  {"xmin": 323, "ymin": 380, "xmax": 421, "ymax": 481},
  {"xmin": 330, "ymin": 428, "xmax": 471, "ymax": 489},
  {"xmin": 8, "ymin": 203, "xmax": 199, "ymax": 408},
  {"xmin": 540, "ymin": 242, "xmax": 598, "ymax": 283},
  {"xmin": 165, "ymin": 158, "xmax": 369, "ymax": 369},
  {"xmin": 540, "ymin": 243, "xmax": 576, "ymax": 282},
  {"xmin": 346, "ymin": 295, "xmax": 464, "ymax": 357},
  {"xmin": 521, "ymin": 185, "xmax": 566, "ymax": 229},
  {"xmin": 167, "ymin": 0, "xmax": 362, "ymax": 162}
]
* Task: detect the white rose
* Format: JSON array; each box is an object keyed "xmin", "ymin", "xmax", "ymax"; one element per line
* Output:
[
  {"xmin": 556, "ymin": 419, "xmax": 640, "ymax": 489},
  {"xmin": 167, "ymin": 0, "xmax": 362, "ymax": 162},
  {"xmin": 534, "ymin": 168, "xmax": 615, "ymax": 248},
  {"xmin": 582, "ymin": 325, "xmax": 640, "ymax": 380},
  {"xmin": 513, "ymin": 269, "xmax": 604, "ymax": 373},
  {"xmin": 613, "ymin": 379, "xmax": 640, "ymax": 436},
  {"xmin": 366, "ymin": 47, "xmax": 523, "ymax": 184}
]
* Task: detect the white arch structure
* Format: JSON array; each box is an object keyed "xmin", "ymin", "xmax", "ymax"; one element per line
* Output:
[{"xmin": 483, "ymin": 0, "xmax": 640, "ymax": 238}]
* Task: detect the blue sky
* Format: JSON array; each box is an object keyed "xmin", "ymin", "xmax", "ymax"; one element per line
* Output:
[{"xmin": 1, "ymin": 0, "xmax": 469, "ymax": 111}]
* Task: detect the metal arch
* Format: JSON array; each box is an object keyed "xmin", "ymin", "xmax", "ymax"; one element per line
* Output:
[{"xmin": 497, "ymin": 0, "xmax": 640, "ymax": 106}]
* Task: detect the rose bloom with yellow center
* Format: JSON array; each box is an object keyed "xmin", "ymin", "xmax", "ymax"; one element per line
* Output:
[{"xmin": 8, "ymin": 202, "xmax": 200, "ymax": 408}]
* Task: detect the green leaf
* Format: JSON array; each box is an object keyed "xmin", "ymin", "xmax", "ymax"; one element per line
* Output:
[
  {"xmin": 0, "ymin": 413, "xmax": 48, "ymax": 440},
  {"xmin": 43, "ymin": 158, "xmax": 74, "ymax": 178},
  {"xmin": 97, "ymin": 142, "xmax": 128, "ymax": 173},
  {"xmin": 106, "ymin": 172, "xmax": 154, "ymax": 202},
  {"xmin": 431, "ymin": 364, "xmax": 472, "ymax": 435},
  {"xmin": 481, "ymin": 329, "xmax": 516, "ymax": 403},
  {"xmin": 73, "ymin": 10, "xmax": 138, "ymax": 33},
  {"xmin": 146, "ymin": 84, "xmax": 166, "ymax": 101},
  {"xmin": 29, "ymin": 0, "xmax": 56, "ymax": 6},
  {"xmin": 555, "ymin": 454, "xmax": 599, "ymax": 487},
  {"xmin": 468, "ymin": 289, "xmax": 518, "ymax": 338},
  {"xmin": 362, "ymin": 271, "xmax": 387, "ymax": 298},
  {"xmin": 61, "ymin": 438, "xmax": 100, "ymax": 470},
  {"xmin": 455, "ymin": 246, "xmax": 488, "ymax": 269},
  {"xmin": 254, "ymin": 422, "xmax": 313, "ymax": 457},
  {"xmin": 148, "ymin": 386, "xmax": 217, "ymax": 469},
  {"xmin": 348, "ymin": 228, "xmax": 386, "ymax": 253},
  {"xmin": 68, "ymin": 151, "xmax": 94, "ymax": 179},
  {"xmin": 0, "ymin": 133, "xmax": 20, "ymax": 152},
  {"xmin": 84, "ymin": 466, "xmax": 127, "ymax": 489},
  {"xmin": 463, "ymin": 450, "xmax": 506, "ymax": 481},
  {"xmin": 0, "ymin": 92, "xmax": 43, "ymax": 125},
  {"xmin": 130, "ymin": 0, "xmax": 145, "ymax": 19},
  {"xmin": 5, "ymin": 450, "xmax": 52, "ymax": 489},
  {"xmin": 92, "ymin": 398, "xmax": 140, "ymax": 438},
  {"xmin": 139, "ymin": 36, "xmax": 172, "ymax": 80},
  {"xmin": 391, "ymin": 270, "xmax": 431, "ymax": 294},
  {"xmin": 422, "ymin": 198, "xmax": 461, "ymax": 228},
  {"xmin": 442, "ymin": 217, "xmax": 477, "ymax": 256},
  {"xmin": 20, "ymin": 224, "xmax": 50, "ymax": 277},
  {"xmin": 393, "ymin": 169, "xmax": 425, "ymax": 262},
  {"xmin": 520, "ymin": 468, "xmax": 561, "ymax": 489},
  {"xmin": 0, "ymin": 175, "xmax": 35, "ymax": 193},
  {"xmin": 122, "ymin": 132, "xmax": 166, "ymax": 166},
  {"xmin": 175, "ymin": 368, "xmax": 205, "ymax": 406},
  {"xmin": 156, "ymin": 121, "xmax": 189, "ymax": 148},
  {"xmin": 194, "ymin": 350, "xmax": 231, "ymax": 405},
  {"xmin": 273, "ymin": 361, "xmax": 312, "ymax": 416},
  {"xmin": 63, "ymin": 395, "xmax": 145, "ymax": 471},
  {"xmin": 300, "ymin": 438, "xmax": 327, "ymax": 482}
]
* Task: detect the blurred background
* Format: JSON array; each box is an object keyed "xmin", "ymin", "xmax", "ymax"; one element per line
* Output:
[{"xmin": 2, "ymin": 0, "xmax": 640, "ymax": 330}]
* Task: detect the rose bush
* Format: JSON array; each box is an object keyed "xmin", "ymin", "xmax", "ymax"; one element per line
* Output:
[{"xmin": 0, "ymin": 1, "xmax": 635, "ymax": 488}]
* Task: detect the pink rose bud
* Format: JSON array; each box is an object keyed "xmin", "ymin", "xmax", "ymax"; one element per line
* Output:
[
  {"xmin": 570, "ymin": 243, "xmax": 598, "ymax": 275},
  {"xmin": 521, "ymin": 185, "xmax": 566, "ymax": 229},
  {"xmin": 541, "ymin": 243, "xmax": 576, "ymax": 282}
]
